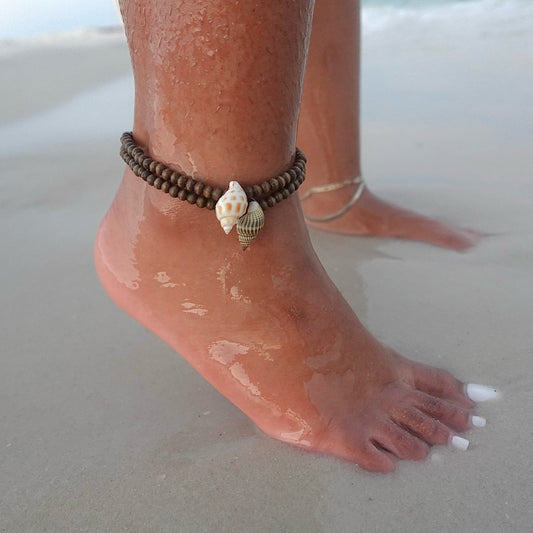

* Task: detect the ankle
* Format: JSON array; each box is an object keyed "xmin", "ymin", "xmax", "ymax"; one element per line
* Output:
[
  {"xmin": 119, "ymin": 132, "xmax": 310, "ymax": 250},
  {"xmin": 115, "ymin": 167, "xmax": 313, "ymax": 258}
]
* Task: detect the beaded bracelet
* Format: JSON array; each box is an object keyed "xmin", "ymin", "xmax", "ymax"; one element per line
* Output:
[{"xmin": 120, "ymin": 132, "xmax": 307, "ymax": 249}]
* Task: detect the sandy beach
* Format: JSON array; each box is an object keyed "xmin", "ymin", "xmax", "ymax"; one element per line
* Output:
[{"xmin": 1, "ymin": 6, "xmax": 532, "ymax": 532}]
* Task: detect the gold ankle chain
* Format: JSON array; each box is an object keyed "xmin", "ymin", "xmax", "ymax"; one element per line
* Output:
[{"xmin": 301, "ymin": 177, "xmax": 365, "ymax": 222}]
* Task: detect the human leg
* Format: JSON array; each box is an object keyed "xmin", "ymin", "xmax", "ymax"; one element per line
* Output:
[
  {"xmin": 96, "ymin": 0, "xmax": 481, "ymax": 472},
  {"xmin": 298, "ymin": 0, "xmax": 481, "ymax": 250}
]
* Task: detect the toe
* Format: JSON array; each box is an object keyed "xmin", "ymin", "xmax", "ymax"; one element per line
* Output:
[
  {"xmin": 411, "ymin": 363, "xmax": 475, "ymax": 408},
  {"xmin": 392, "ymin": 406, "xmax": 454, "ymax": 446},
  {"xmin": 372, "ymin": 421, "xmax": 430, "ymax": 461},
  {"xmin": 408, "ymin": 390, "xmax": 472, "ymax": 432},
  {"xmin": 352, "ymin": 440, "xmax": 397, "ymax": 473}
]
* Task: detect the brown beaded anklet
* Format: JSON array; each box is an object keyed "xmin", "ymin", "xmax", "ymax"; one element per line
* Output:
[{"xmin": 120, "ymin": 132, "xmax": 307, "ymax": 249}]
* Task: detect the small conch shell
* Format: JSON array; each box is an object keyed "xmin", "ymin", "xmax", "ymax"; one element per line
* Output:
[
  {"xmin": 215, "ymin": 181, "xmax": 248, "ymax": 234},
  {"xmin": 237, "ymin": 201, "xmax": 265, "ymax": 250}
]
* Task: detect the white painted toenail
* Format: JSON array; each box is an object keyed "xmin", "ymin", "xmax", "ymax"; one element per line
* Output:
[
  {"xmin": 465, "ymin": 383, "xmax": 500, "ymax": 402},
  {"xmin": 471, "ymin": 415, "xmax": 486, "ymax": 428},
  {"xmin": 450, "ymin": 435, "xmax": 470, "ymax": 451}
]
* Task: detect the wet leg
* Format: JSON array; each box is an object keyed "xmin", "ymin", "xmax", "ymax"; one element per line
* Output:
[
  {"xmin": 96, "ymin": 0, "xmax": 480, "ymax": 472},
  {"xmin": 298, "ymin": 0, "xmax": 482, "ymax": 250}
]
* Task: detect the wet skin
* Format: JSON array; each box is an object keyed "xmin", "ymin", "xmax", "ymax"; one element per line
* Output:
[
  {"xmin": 101, "ymin": 0, "xmax": 479, "ymax": 472},
  {"xmin": 95, "ymin": 172, "xmax": 477, "ymax": 472},
  {"xmin": 297, "ymin": 0, "xmax": 482, "ymax": 250}
]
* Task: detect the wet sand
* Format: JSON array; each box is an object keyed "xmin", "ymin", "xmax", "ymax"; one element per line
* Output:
[{"xmin": 1, "ymin": 26, "xmax": 532, "ymax": 533}]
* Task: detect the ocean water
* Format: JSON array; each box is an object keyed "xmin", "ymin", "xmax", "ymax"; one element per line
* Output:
[
  {"xmin": 362, "ymin": 0, "xmax": 533, "ymax": 36},
  {"xmin": 1, "ymin": 0, "xmax": 531, "ymax": 42}
]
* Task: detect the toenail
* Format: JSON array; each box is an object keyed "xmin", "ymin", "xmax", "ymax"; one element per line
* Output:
[
  {"xmin": 471, "ymin": 415, "xmax": 486, "ymax": 428},
  {"xmin": 465, "ymin": 383, "xmax": 500, "ymax": 402},
  {"xmin": 450, "ymin": 435, "xmax": 470, "ymax": 451}
]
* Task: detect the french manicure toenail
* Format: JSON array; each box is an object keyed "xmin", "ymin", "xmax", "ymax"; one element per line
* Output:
[
  {"xmin": 471, "ymin": 415, "xmax": 486, "ymax": 428},
  {"xmin": 465, "ymin": 383, "xmax": 500, "ymax": 402},
  {"xmin": 451, "ymin": 435, "xmax": 470, "ymax": 451}
]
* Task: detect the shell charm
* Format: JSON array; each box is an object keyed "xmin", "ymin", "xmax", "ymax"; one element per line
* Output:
[
  {"xmin": 237, "ymin": 201, "xmax": 265, "ymax": 250},
  {"xmin": 215, "ymin": 180, "xmax": 248, "ymax": 234}
]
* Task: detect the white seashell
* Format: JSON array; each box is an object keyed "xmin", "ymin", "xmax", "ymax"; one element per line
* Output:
[
  {"xmin": 215, "ymin": 181, "xmax": 248, "ymax": 234},
  {"xmin": 237, "ymin": 201, "xmax": 265, "ymax": 250}
]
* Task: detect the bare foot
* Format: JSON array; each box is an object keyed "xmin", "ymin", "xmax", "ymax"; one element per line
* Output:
[
  {"xmin": 300, "ymin": 183, "xmax": 483, "ymax": 250},
  {"xmin": 297, "ymin": 0, "xmax": 482, "ymax": 251},
  {"xmin": 95, "ymin": 169, "xmax": 478, "ymax": 472}
]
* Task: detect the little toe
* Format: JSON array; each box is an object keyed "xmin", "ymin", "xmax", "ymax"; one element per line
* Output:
[
  {"xmin": 353, "ymin": 440, "xmax": 397, "ymax": 473},
  {"xmin": 411, "ymin": 363, "xmax": 475, "ymax": 408}
]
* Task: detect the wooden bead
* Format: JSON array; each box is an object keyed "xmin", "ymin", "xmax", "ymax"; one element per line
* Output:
[
  {"xmin": 149, "ymin": 161, "xmax": 157, "ymax": 173},
  {"xmin": 185, "ymin": 178, "xmax": 196, "ymax": 192},
  {"xmin": 212, "ymin": 188, "xmax": 223, "ymax": 201},
  {"xmin": 244, "ymin": 186, "xmax": 254, "ymax": 199},
  {"xmin": 261, "ymin": 182, "xmax": 271, "ymax": 195},
  {"xmin": 161, "ymin": 181, "xmax": 170, "ymax": 193},
  {"xmin": 169, "ymin": 185, "xmax": 179, "ymax": 197},
  {"xmin": 177, "ymin": 176, "xmax": 187, "ymax": 189},
  {"xmin": 281, "ymin": 188, "xmax": 289, "ymax": 199},
  {"xmin": 274, "ymin": 192, "xmax": 283, "ymax": 203},
  {"xmin": 146, "ymin": 174, "xmax": 155, "ymax": 186},
  {"xmin": 259, "ymin": 199, "xmax": 268, "ymax": 211},
  {"xmin": 142, "ymin": 158, "xmax": 151, "ymax": 170},
  {"xmin": 287, "ymin": 183, "xmax": 296, "ymax": 194},
  {"xmin": 170, "ymin": 171, "xmax": 180, "ymax": 184},
  {"xmin": 269, "ymin": 178, "xmax": 279, "ymax": 192},
  {"xmin": 206, "ymin": 198, "xmax": 216, "ymax": 210},
  {"xmin": 177, "ymin": 189, "xmax": 188, "ymax": 201},
  {"xmin": 193, "ymin": 182, "xmax": 204, "ymax": 195},
  {"xmin": 252, "ymin": 185, "xmax": 263, "ymax": 198},
  {"xmin": 196, "ymin": 196, "xmax": 207, "ymax": 208},
  {"xmin": 202, "ymin": 185, "xmax": 213, "ymax": 198},
  {"xmin": 161, "ymin": 168, "xmax": 172, "ymax": 180},
  {"xmin": 186, "ymin": 193, "xmax": 197, "ymax": 204},
  {"xmin": 141, "ymin": 169, "xmax": 151, "ymax": 181},
  {"xmin": 267, "ymin": 196, "xmax": 276, "ymax": 208},
  {"xmin": 154, "ymin": 177, "xmax": 164, "ymax": 189},
  {"xmin": 155, "ymin": 163, "xmax": 165, "ymax": 176},
  {"xmin": 287, "ymin": 168, "xmax": 296, "ymax": 181}
]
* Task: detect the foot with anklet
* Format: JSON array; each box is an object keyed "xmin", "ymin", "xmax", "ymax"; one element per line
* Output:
[
  {"xmin": 96, "ymin": 0, "xmax": 495, "ymax": 473},
  {"xmin": 96, "ymin": 147, "xmax": 494, "ymax": 472},
  {"xmin": 297, "ymin": 0, "xmax": 483, "ymax": 250},
  {"xmin": 299, "ymin": 176, "xmax": 482, "ymax": 250}
]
